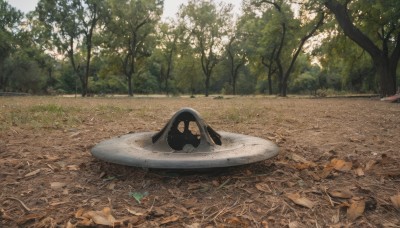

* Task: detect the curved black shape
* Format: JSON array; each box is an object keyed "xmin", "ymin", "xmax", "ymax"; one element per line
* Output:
[{"xmin": 151, "ymin": 108, "xmax": 221, "ymax": 151}]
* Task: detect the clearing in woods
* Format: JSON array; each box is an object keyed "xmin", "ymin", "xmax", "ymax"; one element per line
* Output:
[{"xmin": 0, "ymin": 96, "xmax": 399, "ymax": 227}]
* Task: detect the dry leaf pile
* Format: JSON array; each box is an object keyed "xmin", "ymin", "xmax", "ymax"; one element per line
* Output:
[{"xmin": 1, "ymin": 97, "xmax": 399, "ymax": 227}]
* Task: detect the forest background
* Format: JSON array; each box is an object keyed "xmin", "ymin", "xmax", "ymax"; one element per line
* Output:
[{"xmin": 1, "ymin": 0, "xmax": 399, "ymax": 97}]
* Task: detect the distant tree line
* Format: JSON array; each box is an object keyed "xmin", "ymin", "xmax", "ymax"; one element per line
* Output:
[{"xmin": 0, "ymin": 0, "xmax": 399, "ymax": 97}]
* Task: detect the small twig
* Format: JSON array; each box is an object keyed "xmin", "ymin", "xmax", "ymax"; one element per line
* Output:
[
  {"xmin": 323, "ymin": 187, "xmax": 334, "ymax": 207},
  {"xmin": 147, "ymin": 197, "xmax": 156, "ymax": 213},
  {"xmin": 259, "ymin": 205, "xmax": 280, "ymax": 221},
  {"xmin": 212, "ymin": 207, "xmax": 227, "ymax": 220},
  {"xmin": 247, "ymin": 206, "xmax": 259, "ymax": 228},
  {"xmin": 108, "ymin": 197, "xmax": 113, "ymax": 210},
  {"xmin": 216, "ymin": 178, "xmax": 231, "ymax": 190},
  {"xmin": 282, "ymin": 200, "xmax": 299, "ymax": 218},
  {"xmin": 203, "ymin": 207, "xmax": 220, "ymax": 222},
  {"xmin": 3, "ymin": 197, "xmax": 31, "ymax": 212}
]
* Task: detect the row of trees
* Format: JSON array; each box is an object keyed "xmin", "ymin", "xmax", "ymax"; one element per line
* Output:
[{"xmin": 0, "ymin": 0, "xmax": 399, "ymax": 97}]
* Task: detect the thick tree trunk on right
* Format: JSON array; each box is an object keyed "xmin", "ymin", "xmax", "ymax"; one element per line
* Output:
[
  {"xmin": 325, "ymin": 0, "xmax": 399, "ymax": 96},
  {"xmin": 375, "ymin": 58, "xmax": 397, "ymax": 96}
]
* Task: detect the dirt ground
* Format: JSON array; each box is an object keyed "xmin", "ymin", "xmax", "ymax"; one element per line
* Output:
[{"xmin": 0, "ymin": 96, "xmax": 399, "ymax": 227}]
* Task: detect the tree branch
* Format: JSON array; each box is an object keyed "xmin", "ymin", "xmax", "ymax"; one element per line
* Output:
[{"xmin": 324, "ymin": 0, "xmax": 381, "ymax": 58}]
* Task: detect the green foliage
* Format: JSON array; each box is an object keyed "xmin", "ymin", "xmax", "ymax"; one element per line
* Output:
[
  {"xmin": 4, "ymin": 52, "xmax": 46, "ymax": 93},
  {"xmin": 324, "ymin": 0, "xmax": 400, "ymax": 96},
  {"xmin": 0, "ymin": 0, "xmax": 23, "ymax": 91},
  {"xmin": 237, "ymin": 68, "xmax": 258, "ymax": 95},
  {"xmin": 318, "ymin": 31, "xmax": 378, "ymax": 93},
  {"xmin": 178, "ymin": 0, "xmax": 233, "ymax": 96},
  {"xmin": 290, "ymin": 72, "xmax": 318, "ymax": 94},
  {"xmin": 104, "ymin": 0, "xmax": 163, "ymax": 96},
  {"xmin": 2, "ymin": 0, "xmax": 397, "ymax": 96}
]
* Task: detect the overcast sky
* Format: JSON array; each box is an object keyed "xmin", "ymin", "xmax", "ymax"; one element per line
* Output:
[{"xmin": 6, "ymin": 0, "xmax": 242, "ymax": 20}]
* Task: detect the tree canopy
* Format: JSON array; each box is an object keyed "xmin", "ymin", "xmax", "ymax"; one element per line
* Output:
[{"xmin": 1, "ymin": 0, "xmax": 399, "ymax": 97}]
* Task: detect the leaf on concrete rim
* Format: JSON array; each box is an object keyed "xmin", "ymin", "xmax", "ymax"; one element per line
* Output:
[{"xmin": 286, "ymin": 192, "xmax": 316, "ymax": 209}]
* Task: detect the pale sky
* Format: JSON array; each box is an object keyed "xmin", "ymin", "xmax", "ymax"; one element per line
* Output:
[{"xmin": 6, "ymin": 0, "xmax": 242, "ymax": 19}]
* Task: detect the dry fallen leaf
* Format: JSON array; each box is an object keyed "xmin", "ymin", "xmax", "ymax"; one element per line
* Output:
[
  {"xmin": 261, "ymin": 220, "xmax": 269, "ymax": 228},
  {"xmin": 49, "ymin": 201, "xmax": 68, "ymax": 206},
  {"xmin": 319, "ymin": 166, "xmax": 333, "ymax": 179},
  {"xmin": 159, "ymin": 215, "xmax": 179, "ymax": 225},
  {"xmin": 126, "ymin": 207, "xmax": 145, "ymax": 216},
  {"xmin": 83, "ymin": 211, "xmax": 113, "ymax": 226},
  {"xmin": 288, "ymin": 153, "xmax": 316, "ymax": 166},
  {"xmin": 347, "ymin": 198, "xmax": 365, "ymax": 221},
  {"xmin": 390, "ymin": 194, "xmax": 400, "ymax": 209},
  {"xmin": 25, "ymin": 168, "xmax": 41, "ymax": 177},
  {"xmin": 78, "ymin": 207, "xmax": 125, "ymax": 226},
  {"xmin": 288, "ymin": 221, "xmax": 300, "ymax": 228},
  {"xmin": 50, "ymin": 182, "xmax": 67, "ymax": 190},
  {"xmin": 286, "ymin": 192, "xmax": 316, "ymax": 209},
  {"xmin": 331, "ymin": 159, "xmax": 353, "ymax": 171},
  {"xmin": 295, "ymin": 162, "xmax": 316, "ymax": 170},
  {"xmin": 153, "ymin": 207, "xmax": 166, "ymax": 216},
  {"xmin": 182, "ymin": 198, "xmax": 198, "ymax": 209},
  {"xmin": 75, "ymin": 208, "xmax": 84, "ymax": 218},
  {"xmin": 108, "ymin": 182, "xmax": 116, "ymax": 190},
  {"xmin": 212, "ymin": 180, "xmax": 219, "ymax": 187},
  {"xmin": 364, "ymin": 160, "xmax": 377, "ymax": 171},
  {"xmin": 66, "ymin": 165, "xmax": 79, "ymax": 171},
  {"xmin": 16, "ymin": 213, "xmax": 45, "ymax": 225},
  {"xmin": 354, "ymin": 167, "xmax": 364, "ymax": 176},
  {"xmin": 66, "ymin": 220, "xmax": 75, "ymax": 228},
  {"xmin": 328, "ymin": 189, "xmax": 353, "ymax": 199},
  {"xmin": 255, "ymin": 183, "xmax": 271, "ymax": 193},
  {"xmin": 226, "ymin": 216, "xmax": 251, "ymax": 226}
]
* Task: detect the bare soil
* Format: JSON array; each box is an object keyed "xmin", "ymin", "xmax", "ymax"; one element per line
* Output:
[{"xmin": 0, "ymin": 96, "xmax": 399, "ymax": 227}]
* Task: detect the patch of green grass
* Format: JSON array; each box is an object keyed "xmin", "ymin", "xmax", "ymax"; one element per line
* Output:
[
  {"xmin": 94, "ymin": 105, "xmax": 132, "ymax": 121},
  {"xmin": 29, "ymin": 104, "xmax": 66, "ymax": 113},
  {"xmin": 223, "ymin": 104, "xmax": 265, "ymax": 124},
  {"xmin": 1, "ymin": 104, "xmax": 83, "ymax": 130}
]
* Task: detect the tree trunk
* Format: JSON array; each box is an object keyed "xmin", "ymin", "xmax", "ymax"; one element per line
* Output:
[
  {"xmin": 267, "ymin": 67, "xmax": 273, "ymax": 95},
  {"xmin": 127, "ymin": 74, "xmax": 133, "ymax": 96},
  {"xmin": 375, "ymin": 58, "xmax": 396, "ymax": 96},
  {"xmin": 325, "ymin": 0, "xmax": 399, "ymax": 96},
  {"xmin": 279, "ymin": 77, "xmax": 287, "ymax": 97},
  {"xmin": 165, "ymin": 79, "xmax": 169, "ymax": 96},
  {"xmin": 84, "ymin": 42, "xmax": 91, "ymax": 97},
  {"xmin": 205, "ymin": 75, "xmax": 210, "ymax": 97},
  {"xmin": 81, "ymin": 79, "xmax": 87, "ymax": 97},
  {"xmin": 232, "ymin": 79, "xmax": 236, "ymax": 95}
]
